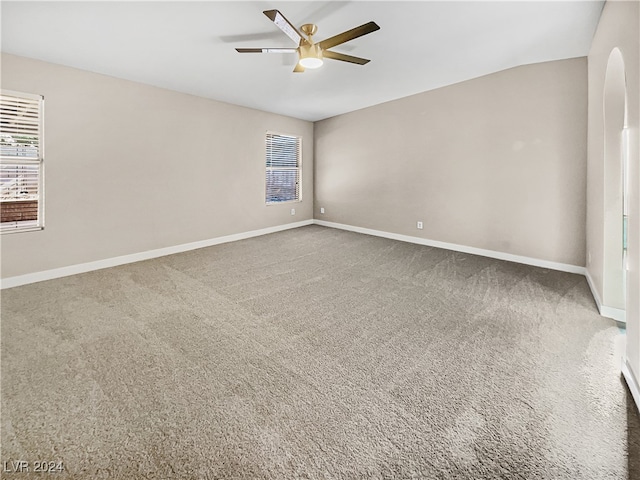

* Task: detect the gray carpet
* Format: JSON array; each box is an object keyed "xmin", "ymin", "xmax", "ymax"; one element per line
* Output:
[{"xmin": 2, "ymin": 225, "xmax": 639, "ymax": 479}]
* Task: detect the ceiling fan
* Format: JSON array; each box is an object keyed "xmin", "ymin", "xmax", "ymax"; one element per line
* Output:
[{"xmin": 235, "ymin": 10, "xmax": 380, "ymax": 73}]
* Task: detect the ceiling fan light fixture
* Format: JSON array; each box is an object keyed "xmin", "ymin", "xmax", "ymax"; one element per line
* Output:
[
  {"xmin": 299, "ymin": 57, "xmax": 323, "ymax": 69},
  {"xmin": 299, "ymin": 43, "xmax": 323, "ymax": 69}
]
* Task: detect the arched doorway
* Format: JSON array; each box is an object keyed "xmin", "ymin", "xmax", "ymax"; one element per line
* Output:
[{"xmin": 602, "ymin": 48, "xmax": 628, "ymax": 317}]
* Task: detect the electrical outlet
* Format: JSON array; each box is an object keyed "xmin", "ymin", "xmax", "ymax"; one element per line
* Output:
[
  {"xmin": 417, "ymin": 221, "xmax": 423, "ymax": 230},
  {"xmin": 320, "ymin": 207, "xmax": 325, "ymax": 214},
  {"xmin": 290, "ymin": 208, "xmax": 295, "ymax": 215}
]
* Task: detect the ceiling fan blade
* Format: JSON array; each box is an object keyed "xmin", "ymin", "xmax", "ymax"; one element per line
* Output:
[
  {"xmin": 263, "ymin": 10, "xmax": 308, "ymax": 46},
  {"xmin": 235, "ymin": 48, "xmax": 297, "ymax": 53},
  {"xmin": 318, "ymin": 21, "xmax": 380, "ymax": 50},
  {"xmin": 293, "ymin": 63, "xmax": 305, "ymax": 73},
  {"xmin": 323, "ymin": 50, "xmax": 370, "ymax": 65}
]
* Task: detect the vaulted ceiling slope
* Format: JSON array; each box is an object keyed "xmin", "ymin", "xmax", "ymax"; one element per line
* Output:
[{"xmin": 1, "ymin": 1, "xmax": 604, "ymax": 122}]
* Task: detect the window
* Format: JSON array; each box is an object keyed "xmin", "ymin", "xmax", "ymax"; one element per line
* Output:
[
  {"xmin": 266, "ymin": 132, "xmax": 301, "ymax": 204},
  {"xmin": 1, "ymin": 90, "xmax": 44, "ymax": 233}
]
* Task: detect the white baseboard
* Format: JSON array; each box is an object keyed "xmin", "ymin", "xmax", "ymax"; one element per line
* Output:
[
  {"xmin": 313, "ymin": 220, "xmax": 586, "ymax": 275},
  {"xmin": 584, "ymin": 270, "xmax": 626, "ymax": 322},
  {"xmin": 0, "ymin": 220, "xmax": 313, "ymax": 289},
  {"xmin": 602, "ymin": 305, "xmax": 627, "ymax": 323},
  {"xmin": 622, "ymin": 358, "xmax": 640, "ymax": 413}
]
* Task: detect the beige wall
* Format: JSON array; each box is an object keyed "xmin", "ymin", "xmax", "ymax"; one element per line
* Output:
[
  {"xmin": 314, "ymin": 58, "xmax": 588, "ymax": 267},
  {"xmin": 587, "ymin": 0, "xmax": 640, "ymax": 395},
  {"xmin": 0, "ymin": 53, "xmax": 313, "ymax": 279}
]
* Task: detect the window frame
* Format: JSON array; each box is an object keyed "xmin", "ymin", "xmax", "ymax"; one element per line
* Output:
[
  {"xmin": 1, "ymin": 89, "xmax": 45, "ymax": 234},
  {"xmin": 265, "ymin": 131, "xmax": 302, "ymax": 205}
]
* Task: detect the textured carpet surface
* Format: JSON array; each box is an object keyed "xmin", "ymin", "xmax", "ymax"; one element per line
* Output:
[{"xmin": 2, "ymin": 225, "xmax": 639, "ymax": 479}]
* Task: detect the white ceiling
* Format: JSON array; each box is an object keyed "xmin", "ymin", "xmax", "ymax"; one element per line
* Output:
[{"xmin": 1, "ymin": 1, "xmax": 604, "ymax": 122}]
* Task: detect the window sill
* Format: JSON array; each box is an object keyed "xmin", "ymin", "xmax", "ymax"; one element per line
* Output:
[
  {"xmin": 1, "ymin": 226, "xmax": 44, "ymax": 235},
  {"xmin": 266, "ymin": 199, "xmax": 302, "ymax": 206}
]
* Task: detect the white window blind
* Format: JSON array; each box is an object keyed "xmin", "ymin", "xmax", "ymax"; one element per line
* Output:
[
  {"xmin": 0, "ymin": 90, "xmax": 44, "ymax": 233},
  {"xmin": 266, "ymin": 133, "xmax": 301, "ymax": 204}
]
